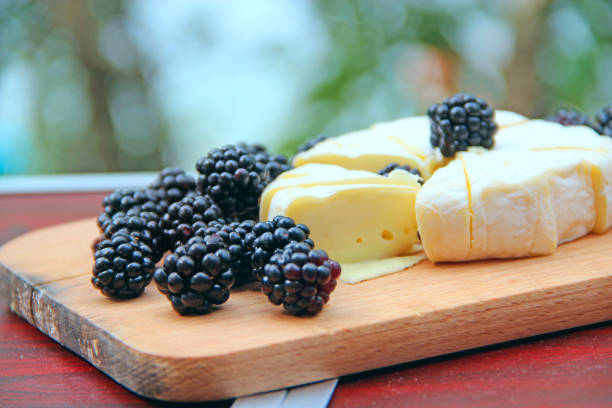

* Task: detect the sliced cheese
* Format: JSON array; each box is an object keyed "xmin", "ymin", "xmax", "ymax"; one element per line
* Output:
[
  {"xmin": 340, "ymin": 254, "xmax": 426, "ymax": 284},
  {"xmin": 415, "ymin": 159, "xmax": 471, "ymax": 262},
  {"xmin": 496, "ymin": 119, "xmax": 612, "ymax": 233},
  {"xmin": 263, "ymin": 166, "xmax": 421, "ymax": 263},
  {"xmin": 417, "ymin": 149, "xmax": 604, "ymax": 262},
  {"xmin": 495, "ymin": 119, "xmax": 612, "ymax": 151},
  {"xmin": 294, "ymin": 111, "xmax": 528, "ymax": 179},
  {"xmin": 464, "ymin": 151, "xmax": 558, "ymax": 260},
  {"xmin": 293, "ymin": 124, "xmax": 428, "ymax": 176},
  {"xmin": 495, "ymin": 110, "xmax": 529, "ymax": 129},
  {"xmin": 259, "ymin": 163, "xmax": 407, "ymax": 220}
]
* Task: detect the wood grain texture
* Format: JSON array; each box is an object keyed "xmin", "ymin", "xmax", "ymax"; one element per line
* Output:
[{"xmin": 0, "ymin": 217, "xmax": 611, "ymax": 402}]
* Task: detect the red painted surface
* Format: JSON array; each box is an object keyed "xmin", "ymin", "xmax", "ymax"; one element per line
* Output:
[{"xmin": 1, "ymin": 192, "xmax": 611, "ymax": 407}]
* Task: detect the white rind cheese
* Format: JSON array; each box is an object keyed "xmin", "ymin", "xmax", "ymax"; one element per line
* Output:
[
  {"xmin": 417, "ymin": 149, "xmax": 609, "ymax": 262},
  {"xmin": 283, "ymin": 113, "xmax": 612, "ymax": 266}
]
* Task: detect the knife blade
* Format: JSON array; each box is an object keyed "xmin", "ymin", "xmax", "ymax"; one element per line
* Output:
[{"xmin": 231, "ymin": 378, "xmax": 338, "ymax": 408}]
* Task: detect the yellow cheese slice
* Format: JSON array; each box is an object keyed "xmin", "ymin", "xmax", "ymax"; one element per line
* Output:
[
  {"xmin": 265, "ymin": 180, "xmax": 421, "ymax": 263},
  {"xmin": 340, "ymin": 254, "xmax": 426, "ymax": 284},
  {"xmin": 259, "ymin": 163, "xmax": 408, "ymax": 221}
]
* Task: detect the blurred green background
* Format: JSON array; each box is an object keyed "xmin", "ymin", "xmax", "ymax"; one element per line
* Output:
[{"xmin": 1, "ymin": 0, "xmax": 611, "ymax": 175}]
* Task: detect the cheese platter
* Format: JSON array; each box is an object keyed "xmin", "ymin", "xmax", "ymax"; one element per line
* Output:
[{"xmin": 3, "ymin": 95, "xmax": 612, "ymax": 402}]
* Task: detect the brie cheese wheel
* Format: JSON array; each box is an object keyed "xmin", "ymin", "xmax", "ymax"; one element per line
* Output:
[
  {"xmin": 416, "ymin": 150, "xmax": 606, "ymax": 262},
  {"xmin": 293, "ymin": 111, "xmax": 528, "ymax": 179},
  {"xmin": 495, "ymin": 119, "xmax": 612, "ymax": 151},
  {"xmin": 261, "ymin": 164, "xmax": 422, "ymax": 263}
]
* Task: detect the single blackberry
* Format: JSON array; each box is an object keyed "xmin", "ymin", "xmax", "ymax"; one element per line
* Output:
[
  {"xmin": 196, "ymin": 144, "xmax": 270, "ymax": 220},
  {"xmin": 377, "ymin": 163, "xmax": 423, "ymax": 185},
  {"xmin": 103, "ymin": 209, "xmax": 167, "ymax": 262},
  {"xmin": 91, "ymin": 233, "xmax": 155, "ymax": 298},
  {"xmin": 150, "ymin": 167, "xmax": 196, "ymax": 203},
  {"xmin": 428, "ymin": 93, "xmax": 497, "ymax": 157},
  {"xmin": 98, "ymin": 189, "xmax": 168, "ymax": 232},
  {"xmin": 237, "ymin": 143, "xmax": 293, "ymax": 181},
  {"xmin": 261, "ymin": 241, "xmax": 341, "ymax": 315},
  {"xmin": 195, "ymin": 220, "xmax": 256, "ymax": 285},
  {"xmin": 251, "ymin": 216, "xmax": 313, "ymax": 280},
  {"xmin": 595, "ymin": 103, "xmax": 612, "ymax": 137},
  {"xmin": 546, "ymin": 108, "xmax": 596, "ymax": 130},
  {"xmin": 158, "ymin": 192, "xmax": 224, "ymax": 247},
  {"xmin": 297, "ymin": 134, "xmax": 328, "ymax": 153},
  {"xmin": 153, "ymin": 236, "xmax": 236, "ymax": 315}
]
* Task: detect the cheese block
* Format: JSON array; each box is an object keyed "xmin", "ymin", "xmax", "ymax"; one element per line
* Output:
[
  {"xmin": 416, "ymin": 150, "xmax": 607, "ymax": 262},
  {"xmin": 293, "ymin": 111, "xmax": 527, "ymax": 179},
  {"xmin": 259, "ymin": 163, "xmax": 406, "ymax": 221},
  {"xmin": 261, "ymin": 165, "xmax": 422, "ymax": 263},
  {"xmin": 293, "ymin": 117, "xmax": 431, "ymax": 176}
]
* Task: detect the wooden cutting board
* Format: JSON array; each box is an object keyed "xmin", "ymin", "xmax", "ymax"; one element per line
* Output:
[{"xmin": 0, "ymin": 218, "xmax": 611, "ymax": 402}]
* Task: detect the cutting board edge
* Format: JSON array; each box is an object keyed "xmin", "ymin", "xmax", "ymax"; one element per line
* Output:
[{"xmin": 1, "ymin": 260, "xmax": 611, "ymax": 402}]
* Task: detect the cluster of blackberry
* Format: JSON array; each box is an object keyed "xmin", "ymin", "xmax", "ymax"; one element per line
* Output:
[
  {"xmin": 92, "ymin": 169, "xmax": 196, "ymax": 298},
  {"xmin": 195, "ymin": 143, "xmax": 291, "ymax": 221},
  {"xmin": 91, "ymin": 144, "xmax": 339, "ymax": 316},
  {"xmin": 547, "ymin": 104, "xmax": 612, "ymax": 137},
  {"xmin": 428, "ymin": 93, "xmax": 497, "ymax": 157}
]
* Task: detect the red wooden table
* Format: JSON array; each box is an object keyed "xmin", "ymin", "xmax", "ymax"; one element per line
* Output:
[{"xmin": 1, "ymin": 192, "xmax": 611, "ymax": 408}]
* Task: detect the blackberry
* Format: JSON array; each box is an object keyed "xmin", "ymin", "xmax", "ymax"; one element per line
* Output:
[
  {"xmin": 102, "ymin": 209, "xmax": 167, "ymax": 262},
  {"xmin": 91, "ymin": 233, "xmax": 155, "ymax": 298},
  {"xmin": 150, "ymin": 167, "xmax": 196, "ymax": 203},
  {"xmin": 98, "ymin": 188, "xmax": 168, "ymax": 232},
  {"xmin": 377, "ymin": 163, "xmax": 423, "ymax": 184},
  {"xmin": 428, "ymin": 93, "xmax": 497, "ymax": 157},
  {"xmin": 251, "ymin": 216, "xmax": 313, "ymax": 280},
  {"xmin": 158, "ymin": 192, "xmax": 224, "ymax": 247},
  {"xmin": 196, "ymin": 144, "xmax": 270, "ymax": 220},
  {"xmin": 195, "ymin": 220, "xmax": 256, "ymax": 285},
  {"xmin": 195, "ymin": 143, "xmax": 292, "ymax": 219},
  {"xmin": 153, "ymin": 236, "xmax": 236, "ymax": 315},
  {"xmin": 546, "ymin": 108, "xmax": 596, "ymax": 130},
  {"xmin": 239, "ymin": 143, "xmax": 292, "ymax": 181},
  {"xmin": 297, "ymin": 134, "xmax": 328, "ymax": 153},
  {"xmin": 261, "ymin": 241, "xmax": 341, "ymax": 315},
  {"xmin": 595, "ymin": 103, "xmax": 612, "ymax": 137}
]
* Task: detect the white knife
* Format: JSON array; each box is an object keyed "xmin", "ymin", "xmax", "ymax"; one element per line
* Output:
[{"xmin": 231, "ymin": 378, "xmax": 338, "ymax": 408}]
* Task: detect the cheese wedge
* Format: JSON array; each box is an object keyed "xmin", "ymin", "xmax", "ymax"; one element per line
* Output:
[
  {"xmin": 293, "ymin": 117, "xmax": 430, "ymax": 176},
  {"xmin": 259, "ymin": 163, "xmax": 406, "ymax": 221},
  {"xmin": 416, "ymin": 150, "xmax": 605, "ymax": 262},
  {"xmin": 293, "ymin": 111, "xmax": 527, "ymax": 179},
  {"xmin": 262, "ymin": 165, "xmax": 422, "ymax": 263}
]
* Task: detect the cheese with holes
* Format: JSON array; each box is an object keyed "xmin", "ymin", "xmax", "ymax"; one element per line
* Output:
[{"xmin": 261, "ymin": 164, "xmax": 422, "ymax": 263}]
